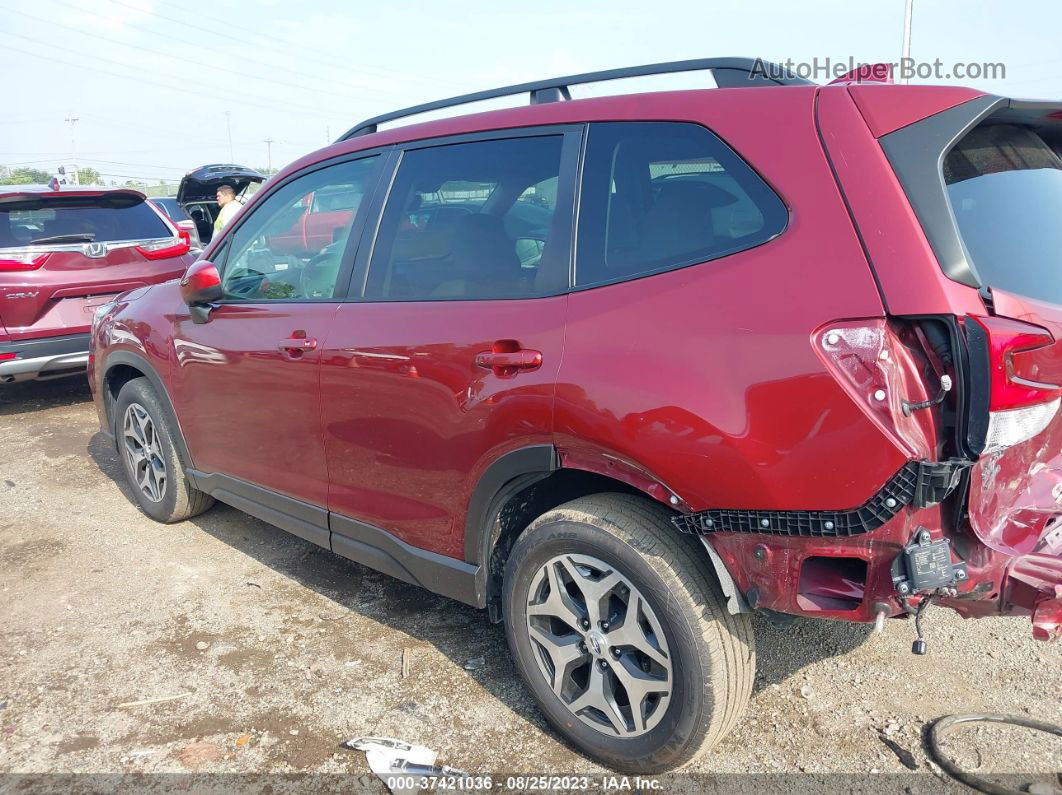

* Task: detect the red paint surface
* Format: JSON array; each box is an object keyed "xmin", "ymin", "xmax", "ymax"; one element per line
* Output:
[
  {"xmin": 847, "ymin": 83, "xmax": 985, "ymax": 137},
  {"xmin": 320, "ymin": 299, "xmax": 565, "ymax": 557},
  {"xmin": 170, "ymin": 296, "xmax": 338, "ymax": 507}
]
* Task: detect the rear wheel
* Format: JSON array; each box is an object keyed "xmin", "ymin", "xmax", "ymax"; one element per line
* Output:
[
  {"xmin": 502, "ymin": 494, "xmax": 755, "ymax": 773},
  {"xmin": 114, "ymin": 378, "xmax": 214, "ymax": 523}
]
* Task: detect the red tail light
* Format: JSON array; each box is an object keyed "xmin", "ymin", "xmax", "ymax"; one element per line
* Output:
[
  {"xmin": 135, "ymin": 229, "xmax": 191, "ymax": 261},
  {"xmin": 0, "ymin": 252, "xmax": 51, "ymax": 271},
  {"xmin": 971, "ymin": 316, "xmax": 1061, "ymax": 410},
  {"xmin": 969, "ymin": 316, "xmax": 1061, "ymax": 453}
]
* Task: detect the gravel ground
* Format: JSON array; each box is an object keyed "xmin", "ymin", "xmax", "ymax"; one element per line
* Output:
[{"xmin": 1, "ymin": 377, "xmax": 1059, "ymax": 793}]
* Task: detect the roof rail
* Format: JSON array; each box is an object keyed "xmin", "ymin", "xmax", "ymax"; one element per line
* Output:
[{"xmin": 338, "ymin": 57, "xmax": 813, "ymax": 140}]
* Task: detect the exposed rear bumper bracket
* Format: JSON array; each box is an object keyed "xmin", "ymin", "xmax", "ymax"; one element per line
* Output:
[{"xmin": 672, "ymin": 459, "xmax": 972, "ymax": 538}]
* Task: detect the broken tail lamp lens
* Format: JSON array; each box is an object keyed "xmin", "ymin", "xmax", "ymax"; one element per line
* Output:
[
  {"xmin": 0, "ymin": 251, "xmax": 51, "ymax": 271},
  {"xmin": 135, "ymin": 229, "xmax": 191, "ymax": 261},
  {"xmin": 970, "ymin": 315, "xmax": 1062, "ymax": 454}
]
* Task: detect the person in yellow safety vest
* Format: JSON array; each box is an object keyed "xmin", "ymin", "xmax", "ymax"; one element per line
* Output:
[{"xmin": 213, "ymin": 183, "xmax": 241, "ymax": 234}]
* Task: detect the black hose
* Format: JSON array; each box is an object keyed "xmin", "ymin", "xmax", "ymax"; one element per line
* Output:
[{"xmin": 927, "ymin": 713, "xmax": 1062, "ymax": 795}]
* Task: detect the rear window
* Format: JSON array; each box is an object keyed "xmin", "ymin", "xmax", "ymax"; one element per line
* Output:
[
  {"xmin": 575, "ymin": 122, "xmax": 788, "ymax": 287},
  {"xmin": 0, "ymin": 196, "xmax": 170, "ymax": 248},
  {"xmin": 945, "ymin": 124, "xmax": 1062, "ymax": 304}
]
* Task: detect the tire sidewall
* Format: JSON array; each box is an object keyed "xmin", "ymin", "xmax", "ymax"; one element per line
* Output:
[
  {"xmin": 113, "ymin": 380, "xmax": 184, "ymax": 522},
  {"xmin": 503, "ymin": 515, "xmax": 712, "ymax": 772}
]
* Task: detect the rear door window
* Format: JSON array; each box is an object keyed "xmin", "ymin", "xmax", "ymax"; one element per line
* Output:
[
  {"xmin": 944, "ymin": 124, "xmax": 1062, "ymax": 304},
  {"xmin": 575, "ymin": 121, "xmax": 788, "ymax": 287},
  {"xmin": 364, "ymin": 135, "xmax": 569, "ymax": 301},
  {"xmin": 0, "ymin": 197, "xmax": 170, "ymax": 248}
]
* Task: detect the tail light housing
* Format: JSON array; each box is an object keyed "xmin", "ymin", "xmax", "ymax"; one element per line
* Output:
[
  {"xmin": 968, "ymin": 315, "xmax": 1061, "ymax": 454},
  {"xmin": 135, "ymin": 229, "xmax": 191, "ymax": 261},
  {"xmin": 0, "ymin": 251, "xmax": 51, "ymax": 271}
]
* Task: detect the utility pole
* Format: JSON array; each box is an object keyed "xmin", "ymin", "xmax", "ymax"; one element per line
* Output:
[
  {"xmin": 225, "ymin": 110, "xmax": 234, "ymax": 161},
  {"xmin": 326, "ymin": 125, "xmax": 330, "ymax": 143},
  {"xmin": 901, "ymin": 0, "xmax": 914, "ymax": 85},
  {"xmin": 65, "ymin": 114, "xmax": 79, "ymax": 184},
  {"xmin": 264, "ymin": 137, "xmax": 274, "ymax": 171}
]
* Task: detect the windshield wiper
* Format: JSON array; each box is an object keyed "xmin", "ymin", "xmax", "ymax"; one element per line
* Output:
[{"xmin": 28, "ymin": 233, "xmax": 97, "ymax": 244}]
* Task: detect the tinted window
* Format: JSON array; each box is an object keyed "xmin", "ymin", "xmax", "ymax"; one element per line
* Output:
[
  {"xmin": 0, "ymin": 197, "xmax": 170, "ymax": 248},
  {"xmin": 365, "ymin": 136, "xmax": 565, "ymax": 300},
  {"xmin": 576, "ymin": 122, "xmax": 787, "ymax": 287},
  {"xmin": 219, "ymin": 156, "xmax": 378, "ymax": 301},
  {"xmin": 945, "ymin": 124, "xmax": 1062, "ymax": 304},
  {"xmin": 151, "ymin": 198, "xmax": 192, "ymax": 223}
]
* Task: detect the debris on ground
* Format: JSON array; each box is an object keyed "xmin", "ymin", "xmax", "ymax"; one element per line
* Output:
[
  {"xmin": 177, "ymin": 741, "xmax": 223, "ymax": 769},
  {"xmin": 463, "ymin": 656, "xmax": 485, "ymax": 671},
  {"xmin": 115, "ymin": 693, "xmax": 191, "ymax": 709},
  {"xmin": 401, "ymin": 648, "xmax": 411, "ymax": 678},
  {"xmin": 878, "ymin": 733, "xmax": 919, "ymax": 770},
  {"xmin": 342, "ymin": 737, "xmax": 467, "ymax": 795}
]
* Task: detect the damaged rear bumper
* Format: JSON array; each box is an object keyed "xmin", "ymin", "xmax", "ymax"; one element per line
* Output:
[{"xmin": 1004, "ymin": 552, "xmax": 1062, "ymax": 641}]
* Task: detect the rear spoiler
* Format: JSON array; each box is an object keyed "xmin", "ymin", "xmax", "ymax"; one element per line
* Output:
[{"xmin": 0, "ymin": 188, "xmax": 147, "ymax": 210}]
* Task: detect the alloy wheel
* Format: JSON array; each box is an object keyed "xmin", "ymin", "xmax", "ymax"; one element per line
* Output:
[
  {"xmin": 525, "ymin": 553, "xmax": 672, "ymax": 738},
  {"xmin": 122, "ymin": 402, "xmax": 167, "ymax": 503}
]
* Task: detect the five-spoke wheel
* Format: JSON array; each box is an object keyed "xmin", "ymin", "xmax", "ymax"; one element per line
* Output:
[
  {"xmin": 122, "ymin": 402, "xmax": 167, "ymax": 503},
  {"xmin": 504, "ymin": 494, "xmax": 755, "ymax": 772},
  {"xmin": 525, "ymin": 553, "xmax": 672, "ymax": 737}
]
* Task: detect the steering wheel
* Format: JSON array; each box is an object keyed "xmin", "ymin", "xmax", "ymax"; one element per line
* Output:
[
  {"xmin": 300, "ymin": 245, "xmax": 342, "ymax": 298},
  {"xmin": 225, "ymin": 268, "xmax": 268, "ymax": 299}
]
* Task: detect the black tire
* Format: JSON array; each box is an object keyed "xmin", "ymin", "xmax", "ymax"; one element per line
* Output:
[
  {"xmin": 502, "ymin": 493, "xmax": 755, "ymax": 773},
  {"xmin": 113, "ymin": 378, "xmax": 214, "ymax": 523}
]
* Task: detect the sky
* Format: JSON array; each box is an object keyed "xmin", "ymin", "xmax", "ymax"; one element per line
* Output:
[{"xmin": 1, "ymin": 0, "xmax": 1060, "ymax": 187}]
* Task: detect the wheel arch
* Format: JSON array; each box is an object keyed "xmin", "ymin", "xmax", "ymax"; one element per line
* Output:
[
  {"xmin": 102, "ymin": 351, "xmax": 195, "ymax": 469},
  {"xmin": 466, "ymin": 446, "xmax": 742, "ymax": 619}
]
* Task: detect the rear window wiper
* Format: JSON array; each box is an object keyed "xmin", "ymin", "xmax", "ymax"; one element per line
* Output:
[{"xmin": 28, "ymin": 233, "xmax": 97, "ymax": 244}]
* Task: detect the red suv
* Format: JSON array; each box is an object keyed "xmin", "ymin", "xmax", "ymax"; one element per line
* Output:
[
  {"xmin": 1, "ymin": 183, "xmax": 193, "ymax": 384},
  {"xmin": 89, "ymin": 58, "xmax": 1062, "ymax": 772}
]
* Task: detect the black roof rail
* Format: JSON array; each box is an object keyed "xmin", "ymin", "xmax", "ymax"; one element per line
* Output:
[{"xmin": 338, "ymin": 57, "xmax": 812, "ymax": 141}]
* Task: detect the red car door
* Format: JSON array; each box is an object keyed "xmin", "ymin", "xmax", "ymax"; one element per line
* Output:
[
  {"xmin": 320, "ymin": 130, "xmax": 579, "ymax": 559},
  {"xmin": 172, "ymin": 155, "xmax": 384, "ymax": 528}
]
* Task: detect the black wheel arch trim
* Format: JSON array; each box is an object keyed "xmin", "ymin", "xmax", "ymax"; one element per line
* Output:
[
  {"xmin": 102, "ymin": 351, "xmax": 196, "ymax": 470},
  {"xmin": 463, "ymin": 444, "xmax": 558, "ymax": 567}
]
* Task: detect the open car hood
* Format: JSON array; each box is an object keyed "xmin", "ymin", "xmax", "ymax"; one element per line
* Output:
[{"xmin": 177, "ymin": 164, "xmax": 265, "ymax": 205}]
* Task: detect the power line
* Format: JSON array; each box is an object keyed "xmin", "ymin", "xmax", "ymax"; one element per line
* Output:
[
  {"xmin": 0, "ymin": 5, "xmax": 389, "ymax": 105},
  {"xmin": 0, "ymin": 35, "xmax": 347, "ymax": 119},
  {"xmin": 103, "ymin": 0, "xmax": 467, "ymax": 92}
]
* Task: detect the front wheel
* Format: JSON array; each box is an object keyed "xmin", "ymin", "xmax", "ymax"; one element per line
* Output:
[
  {"xmin": 502, "ymin": 494, "xmax": 755, "ymax": 773},
  {"xmin": 114, "ymin": 378, "xmax": 214, "ymax": 523}
]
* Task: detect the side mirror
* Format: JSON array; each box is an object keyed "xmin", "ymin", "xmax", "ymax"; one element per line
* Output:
[{"xmin": 179, "ymin": 260, "xmax": 223, "ymax": 324}]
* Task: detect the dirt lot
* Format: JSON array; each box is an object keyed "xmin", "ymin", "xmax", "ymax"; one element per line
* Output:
[{"xmin": 1, "ymin": 377, "xmax": 1059, "ymax": 793}]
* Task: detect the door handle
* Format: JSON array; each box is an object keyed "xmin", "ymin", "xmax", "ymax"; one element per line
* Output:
[
  {"xmin": 475, "ymin": 342, "xmax": 542, "ymax": 377},
  {"xmin": 278, "ymin": 336, "xmax": 318, "ymax": 355}
]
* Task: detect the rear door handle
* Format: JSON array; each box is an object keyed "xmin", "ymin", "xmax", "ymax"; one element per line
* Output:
[{"xmin": 475, "ymin": 342, "xmax": 542, "ymax": 377}]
